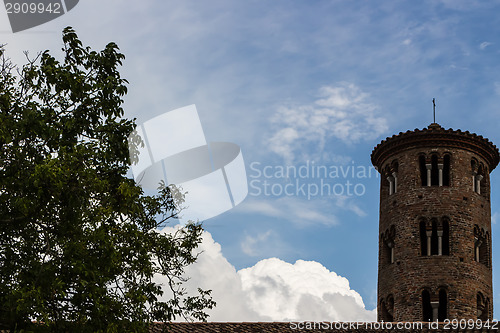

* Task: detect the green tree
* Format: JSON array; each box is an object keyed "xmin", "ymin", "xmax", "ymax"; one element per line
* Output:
[{"xmin": 0, "ymin": 27, "xmax": 215, "ymax": 332}]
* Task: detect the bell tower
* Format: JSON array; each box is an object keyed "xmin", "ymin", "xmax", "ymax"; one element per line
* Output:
[{"xmin": 371, "ymin": 123, "xmax": 499, "ymax": 322}]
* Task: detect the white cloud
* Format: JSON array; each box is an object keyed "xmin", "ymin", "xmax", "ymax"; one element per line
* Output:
[
  {"xmin": 156, "ymin": 227, "xmax": 375, "ymax": 322},
  {"xmin": 267, "ymin": 83, "xmax": 388, "ymax": 164},
  {"xmin": 267, "ymin": 128, "xmax": 300, "ymax": 164},
  {"xmin": 334, "ymin": 196, "xmax": 368, "ymax": 218},
  {"xmin": 238, "ymin": 258, "xmax": 375, "ymax": 321},
  {"xmin": 241, "ymin": 230, "xmax": 273, "ymax": 256},
  {"xmin": 492, "ymin": 211, "xmax": 499, "ymax": 225},
  {"xmin": 157, "ymin": 227, "xmax": 265, "ymax": 322},
  {"xmin": 237, "ymin": 197, "xmax": 338, "ymax": 227},
  {"xmin": 480, "ymin": 42, "xmax": 492, "ymax": 50},
  {"xmin": 239, "ymin": 230, "xmax": 291, "ymax": 258},
  {"xmin": 237, "ymin": 196, "xmax": 366, "ymax": 227}
]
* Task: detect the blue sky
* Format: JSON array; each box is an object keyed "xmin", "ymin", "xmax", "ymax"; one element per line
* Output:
[{"xmin": 3, "ymin": 0, "xmax": 500, "ymax": 321}]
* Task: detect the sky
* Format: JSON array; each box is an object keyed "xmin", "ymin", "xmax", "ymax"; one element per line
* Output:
[{"xmin": 3, "ymin": 0, "xmax": 500, "ymax": 321}]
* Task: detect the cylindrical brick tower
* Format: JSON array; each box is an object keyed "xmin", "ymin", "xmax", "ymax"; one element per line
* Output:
[{"xmin": 371, "ymin": 123, "xmax": 499, "ymax": 322}]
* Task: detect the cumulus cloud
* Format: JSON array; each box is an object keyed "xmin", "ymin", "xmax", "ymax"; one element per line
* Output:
[
  {"xmin": 155, "ymin": 227, "xmax": 376, "ymax": 322},
  {"xmin": 268, "ymin": 83, "xmax": 388, "ymax": 164},
  {"xmin": 239, "ymin": 258, "xmax": 375, "ymax": 321},
  {"xmin": 157, "ymin": 227, "xmax": 265, "ymax": 321}
]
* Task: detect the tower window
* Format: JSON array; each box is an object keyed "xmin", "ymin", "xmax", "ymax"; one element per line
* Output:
[
  {"xmin": 471, "ymin": 159, "xmax": 484, "ymax": 194},
  {"xmin": 477, "ymin": 292, "xmax": 489, "ymax": 320},
  {"xmin": 443, "ymin": 155, "xmax": 450, "ymax": 186},
  {"xmin": 380, "ymin": 295, "xmax": 394, "ymax": 322},
  {"xmin": 419, "ymin": 155, "xmax": 427, "ymax": 186},
  {"xmin": 380, "ymin": 296, "xmax": 394, "ymax": 322},
  {"xmin": 476, "ymin": 164, "xmax": 485, "ymax": 195},
  {"xmin": 422, "ymin": 290, "xmax": 432, "ymax": 322},
  {"xmin": 420, "ymin": 217, "xmax": 450, "ymax": 256},
  {"xmin": 380, "ymin": 300, "xmax": 388, "ymax": 321},
  {"xmin": 382, "ymin": 226, "xmax": 396, "ymax": 264},
  {"xmin": 438, "ymin": 289, "xmax": 447, "ymax": 322},
  {"xmin": 386, "ymin": 295, "xmax": 394, "ymax": 322},
  {"xmin": 474, "ymin": 226, "xmax": 490, "ymax": 267},
  {"xmin": 422, "ymin": 289, "xmax": 448, "ymax": 322},
  {"xmin": 385, "ymin": 162, "xmax": 398, "ymax": 195},
  {"xmin": 384, "ymin": 166, "xmax": 394, "ymax": 195},
  {"xmin": 391, "ymin": 160, "xmax": 398, "ymax": 194},
  {"xmin": 431, "ymin": 155, "xmax": 439, "ymax": 186},
  {"xmin": 420, "ymin": 154, "xmax": 449, "ymax": 187},
  {"xmin": 383, "ymin": 240, "xmax": 394, "ymax": 264}
]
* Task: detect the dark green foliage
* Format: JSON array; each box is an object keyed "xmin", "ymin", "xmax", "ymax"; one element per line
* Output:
[{"xmin": 0, "ymin": 27, "xmax": 215, "ymax": 332}]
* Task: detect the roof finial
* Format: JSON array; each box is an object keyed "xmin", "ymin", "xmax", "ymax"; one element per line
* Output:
[{"xmin": 433, "ymin": 98, "xmax": 436, "ymax": 123}]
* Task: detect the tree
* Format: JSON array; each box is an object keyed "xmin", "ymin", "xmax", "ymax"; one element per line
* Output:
[{"xmin": 0, "ymin": 27, "xmax": 215, "ymax": 332}]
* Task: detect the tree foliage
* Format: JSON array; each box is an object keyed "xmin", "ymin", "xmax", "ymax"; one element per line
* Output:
[{"xmin": 0, "ymin": 27, "xmax": 215, "ymax": 332}]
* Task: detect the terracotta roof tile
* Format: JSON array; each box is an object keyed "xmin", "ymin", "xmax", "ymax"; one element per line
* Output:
[{"xmin": 150, "ymin": 322, "xmax": 498, "ymax": 332}]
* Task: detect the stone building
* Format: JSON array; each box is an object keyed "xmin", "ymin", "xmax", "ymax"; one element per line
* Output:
[{"xmin": 371, "ymin": 123, "xmax": 499, "ymax": 322}]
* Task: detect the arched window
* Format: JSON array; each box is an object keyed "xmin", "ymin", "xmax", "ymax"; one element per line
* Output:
[
  {"xmin": 386, "ymin": 295, "xmax": 394, "ymax": 322},
  {"xmin": 420, "ymin": 154, "xmax": 449, "ymax": 187},
  {"xmin": 384, "ymin": 166, "xmax": 395, "ymax": 195},
  {"xmin": 420, "ymin": 217, "xmax": 450, "ymax": 256},
  {"xmin": 380, "ymin": 300, "xmax": 388, "ymax": 321},
  {"xmin": 472, "ymin": 159, "xmax": 479, "ymax": 193},
  {"xmin": 382, "ymin": 226, "xmax": 396, "ymax": 264},
  {"xmin": 380, "ymin": 297, "xmax": 394, "ymax": 322},
  {"xmin": 419, "ymin": 155, "xmax": 427, "ymax": 186},
  {"xmin": 443, "ymin": 154, "xmax": 450, "ymax": 186},
  {"xmin": 422, "ymin": 290, "xmax": 432, "ymax": 322},
  {"xmin": 382, "ymin": 237, "xmax": 392, "ymax": 264},
  {"xmin": 477, "ymin": 164, "xmax": 485, "ymax": 195},
  {"xmin": 438, "ymin": 289, "xmax": 447, "ymax": 321},
  {"xmin": 391, "ymin": 160, "xmax": 398, "ymax": 194},
  {"xmin": 471, "ymin": 159, "xmax": 477, "ymax": 168},
  {"xmin": 431, "ymin": 155, "xmax": 439, "ymax": 186},
  {"xmin": 477, "ymin": 292, "xmax": 488, "ymax": 320},
  {"xmin": 474, "ymin": 226, "xmax": 489, "ymax": 267}
]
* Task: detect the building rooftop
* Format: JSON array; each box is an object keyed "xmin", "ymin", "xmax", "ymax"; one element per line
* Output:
[{"xmin": 151, "ymin": 322, "xmax": 495, "ymax": 332}]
